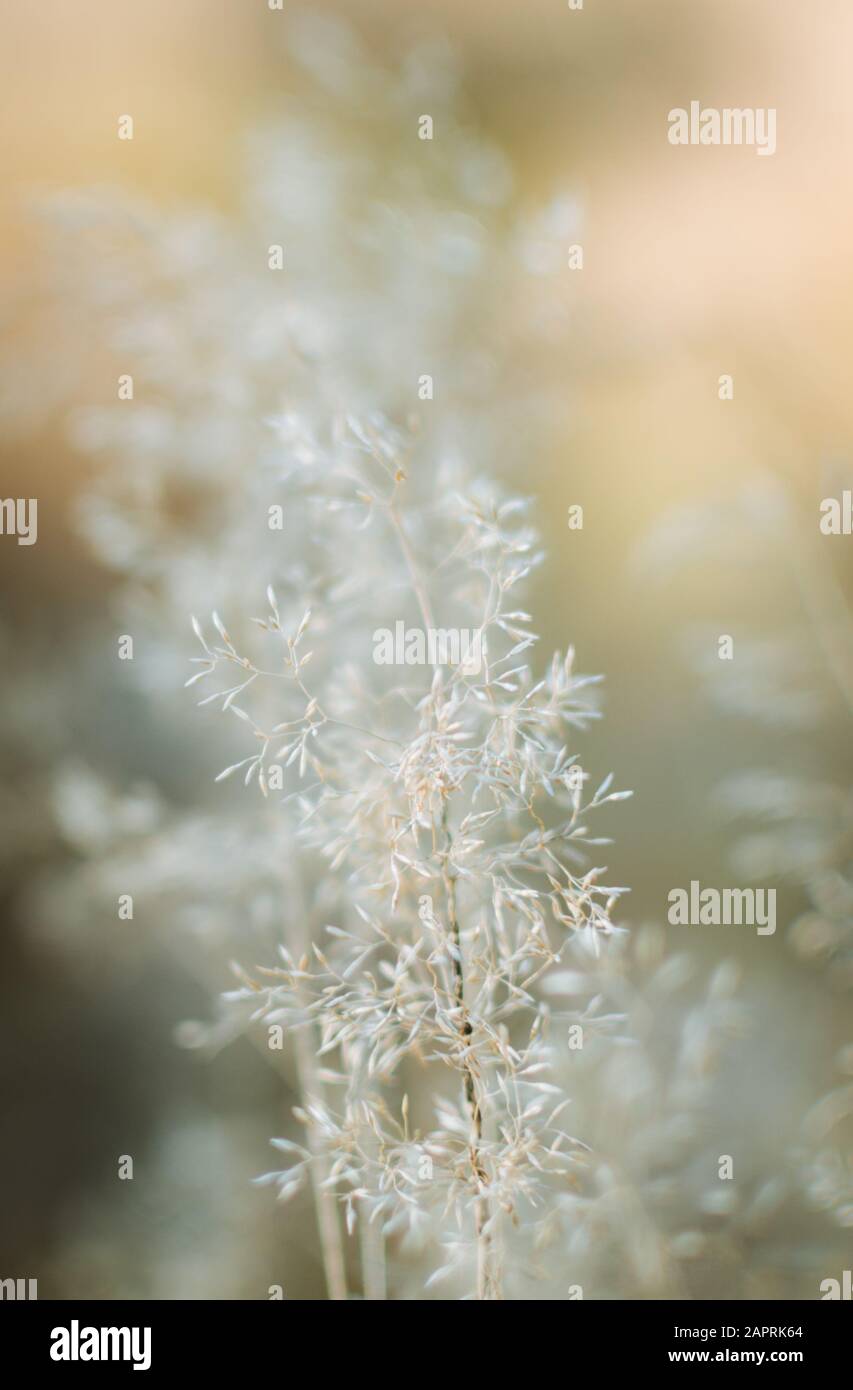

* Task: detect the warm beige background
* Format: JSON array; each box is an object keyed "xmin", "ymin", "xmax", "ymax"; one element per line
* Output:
[{"xmin": 1, "ymin": 0, "xmax": 851, "ymax": 1297}]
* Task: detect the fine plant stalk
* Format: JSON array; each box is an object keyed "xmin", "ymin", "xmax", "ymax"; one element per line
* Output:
[
  {"xmin": 291, "ymin": 1016, "xmax": 349, "ymax": 1301},
  {"xmin": 388, "ymin": 497, "xmax": 500, "ymax": 1289},
  {"xmin": 441, "ymin": 801, "xmax": 499, "ymax": 1299},
  {"xmin": 357, "ymin": 1180, "xmax": 388, "ymax": 1300},
  {"xmin": 391, "ymin": 495, "xmax": 498, "ymax": 1297},
  {"xmin": 282, "ymin": 853, "xmax": 349, "ymax": 1301}
]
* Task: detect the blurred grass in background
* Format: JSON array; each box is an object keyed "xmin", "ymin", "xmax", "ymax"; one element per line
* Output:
[{"xmin": 2, "ymin": 0, "xmax": 852, "ymax": 1296}]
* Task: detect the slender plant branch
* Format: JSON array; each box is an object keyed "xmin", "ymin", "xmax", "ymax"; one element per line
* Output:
[
  {"xmin": 280, "ymin": 848, "xmax": 349, "ymax": 1301},
  {"xmin": 441, "ymin": 799, "xmax": 499, "ymax": 1299}
]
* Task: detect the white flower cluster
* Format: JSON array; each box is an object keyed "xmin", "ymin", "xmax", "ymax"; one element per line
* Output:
[{"xmin": 189, "ymin": 416, "xmax": 634, "ymax": 1297}]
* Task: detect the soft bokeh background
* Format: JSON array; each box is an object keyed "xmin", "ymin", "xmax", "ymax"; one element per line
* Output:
[{"xmin": 2, "ymin": 0, "xmax": 852, "ymax": 1297}]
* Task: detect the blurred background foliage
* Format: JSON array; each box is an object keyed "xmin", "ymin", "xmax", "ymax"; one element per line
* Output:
[{"xmin": 1, "ymin": 0, "xmax": 852, "ymax": 1297}]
